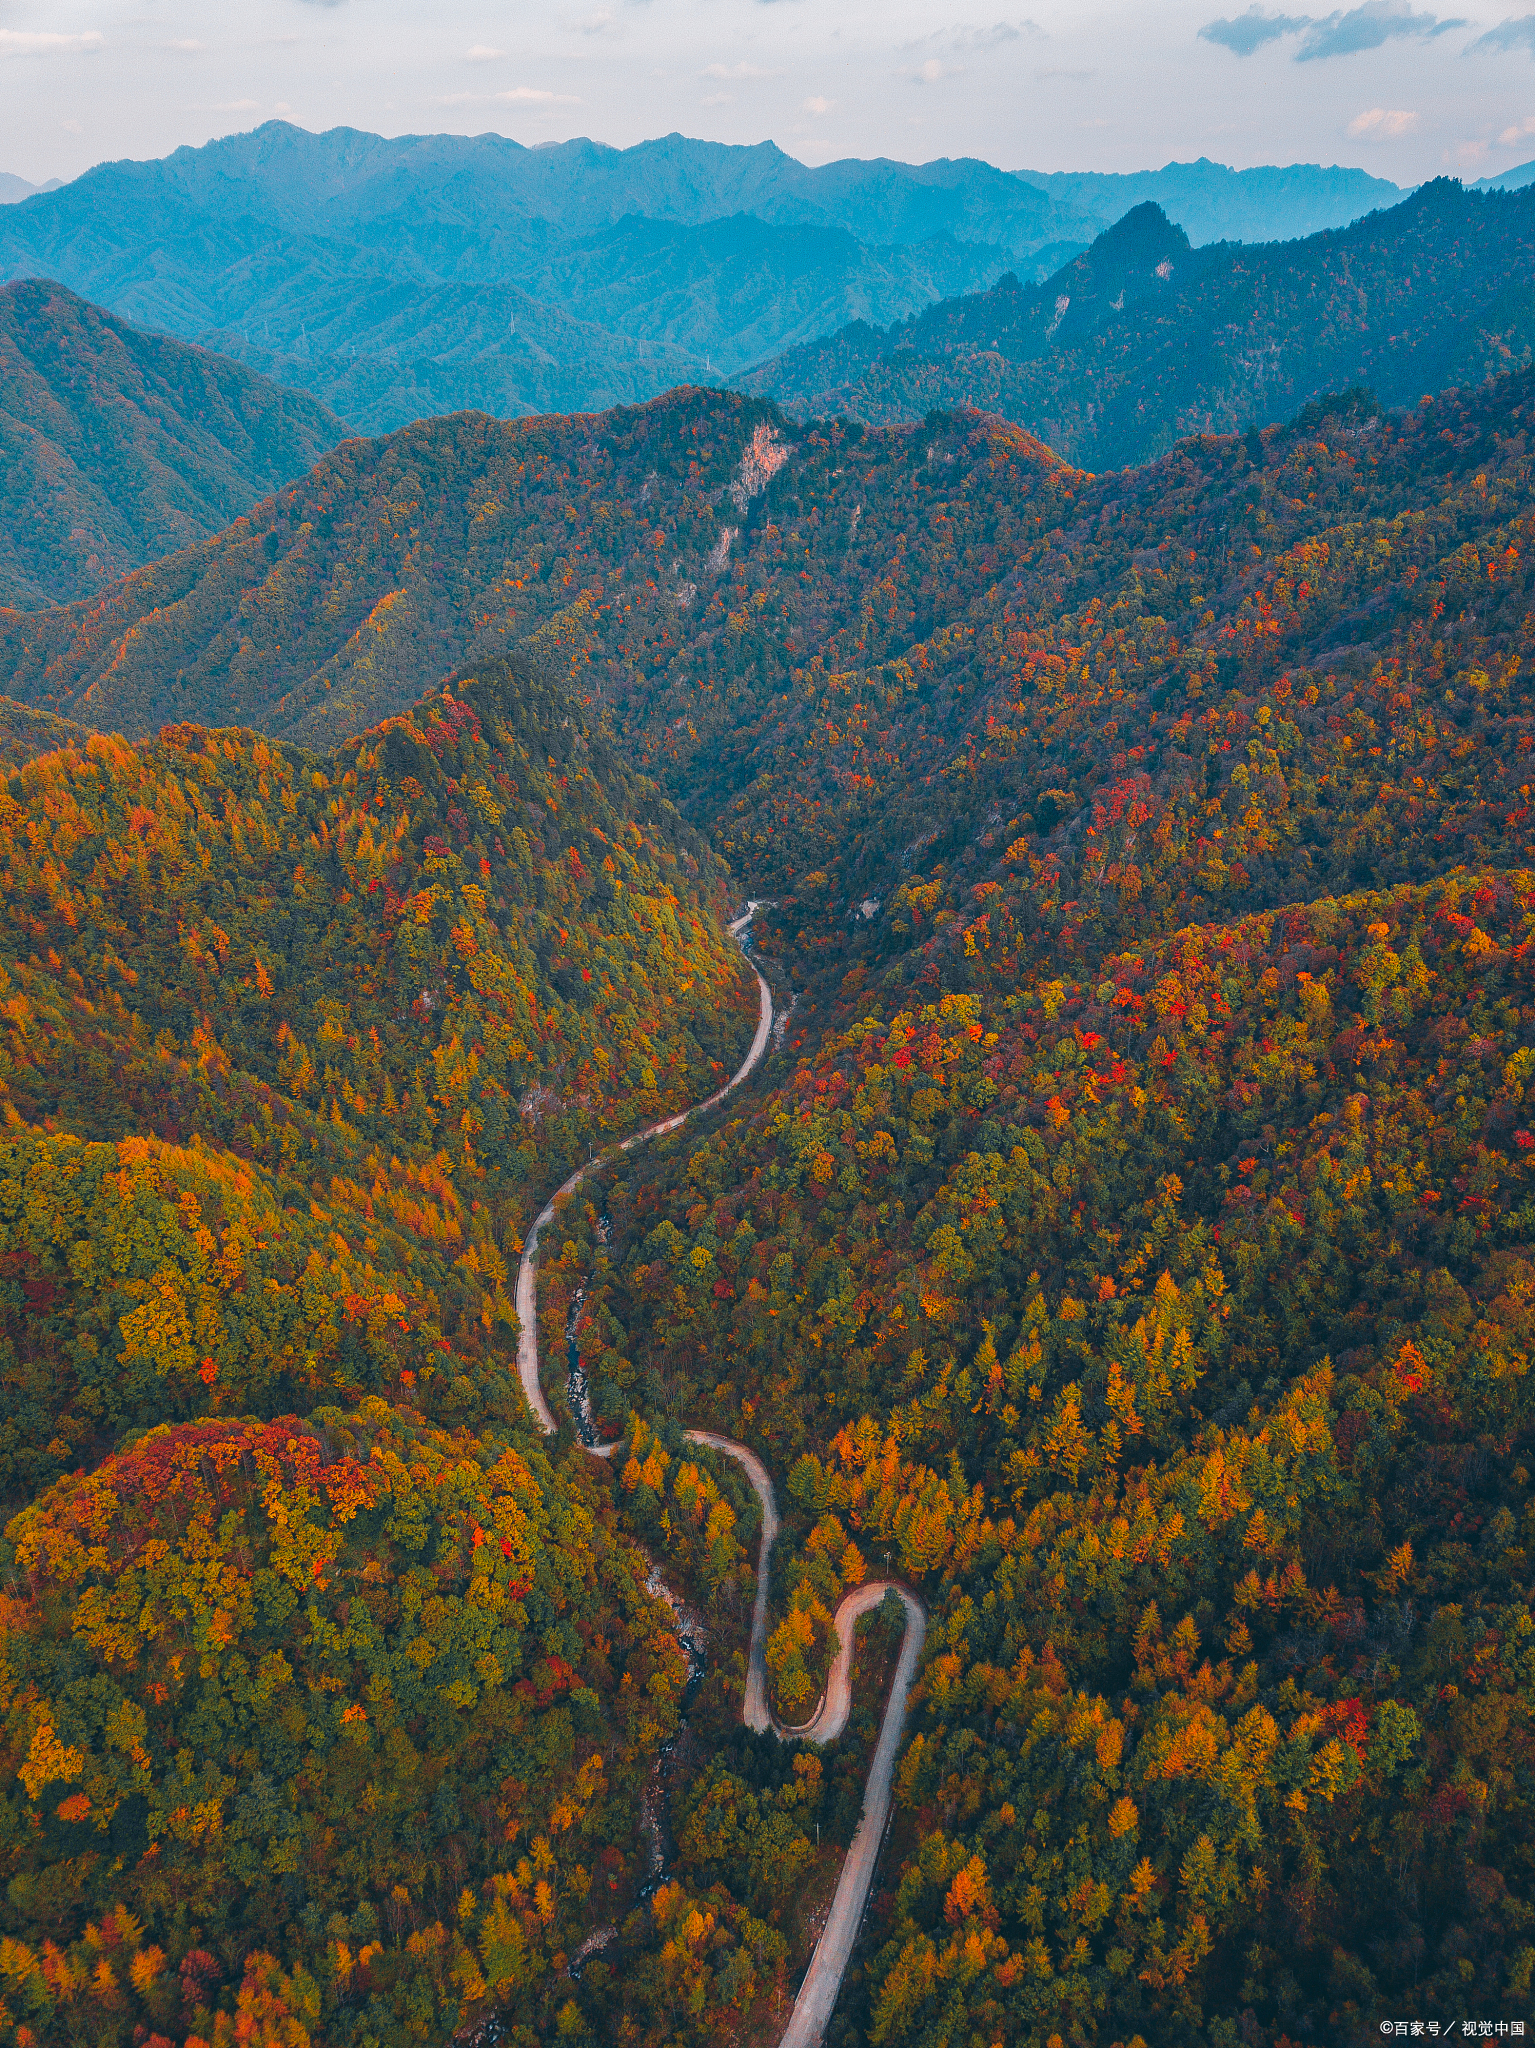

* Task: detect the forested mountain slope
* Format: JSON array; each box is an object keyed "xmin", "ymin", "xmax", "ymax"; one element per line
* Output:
[
  {"xmin": 741, "ymin": 178, "xmax": 1535, "ymax": 470},
  {"xmin": 0, "ymin": 278, "xmax": 346, "ymax": 607},
  {"xmin": 0, "ymin": 652, "xmax": 768, "ymax": 2047},
  {"xmin": 0, "ymin": 125, "xmax": 1413, "ymax": 434},
  {"xmin": 0, "ymin": 693, "xmax": 90, "ymax": 766},
  {"xmin": 0, "ymin": 654, "xmax": 753, "ymax": 1494},
  {"xmin": 525, "ymin": 370, "xmax": 1535, "ymax": 2042},
  {"xmin": 0, "ymin": 392, "xmax": 811, "ymax": 745},
  {"xmin": 3, "ymin": 355, "xmax": 1535, "ymax": 2044}
]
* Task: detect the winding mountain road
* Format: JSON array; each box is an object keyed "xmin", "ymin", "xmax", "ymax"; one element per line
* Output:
[
  {"xmin": 515, "ymin": 908, "xmax": 925, "ymax": 2048},
  {"xmin": 514, "ymin": 907, "xmax": 772, "ymax": 1437}
]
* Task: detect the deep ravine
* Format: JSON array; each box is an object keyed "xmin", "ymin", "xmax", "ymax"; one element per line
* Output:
[{"xmin": 515, "ymin": 907, "xmax": 927, "ymax": 2048}]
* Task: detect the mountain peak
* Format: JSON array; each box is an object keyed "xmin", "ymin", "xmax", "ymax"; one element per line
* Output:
[
  {"xmin": 740, "ymin": 173, "xmax": 1535, "ymax": 471},
  {"xmin": 1092, "ymin": 199, "xmax": 1191, "ymax": 256}
]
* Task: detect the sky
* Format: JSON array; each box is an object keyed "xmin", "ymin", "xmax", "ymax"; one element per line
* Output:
[{"xmin": 2, "ymin": 0, "xmax": 1534, "ymax": 189}]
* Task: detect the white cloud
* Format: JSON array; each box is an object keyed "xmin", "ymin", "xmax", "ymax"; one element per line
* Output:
[
  {"xmin": 436, "ymin": 86, "xmax": 582, "ymax": 104},
  {"xmin": 905, "ymin": 17, "xmax": 1039, "ymax": 53},
  {"xmin": 702, "ymin": 91, "xmax": 734, "ymax": 104},
  {"xmin": 466, "ymin": 44, "xmax": 506, "ymax": 60},
  {"xmin": 703, "ymin": 61, "xmax": 773, "ymax": 78},
  {"xmin": 948, "ymin": 19, "xmax": 1040, "ymax": 50},
  {"xmin": 1467, "ymin": 15, "xmax": 1535, "ymax": 57},
  {"xmin": 1499, "ymin": 113, "xmax": 1535, "ymax": 142},
  {"xmin": 0, "ymin": 30, "xmax": 103, "ymax": 58},
  {"xmin": 803, "ymin": 94, "xmax": 834, "ymax": 112},
  {"xmin": 1348, "ymin": 105, "xmax": 1419, "ymax": 135}
]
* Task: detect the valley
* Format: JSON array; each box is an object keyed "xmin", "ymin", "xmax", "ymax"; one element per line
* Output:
[{"xmin": 0, "ymin": 114, "xmax": 1533, "ymax": 2048}]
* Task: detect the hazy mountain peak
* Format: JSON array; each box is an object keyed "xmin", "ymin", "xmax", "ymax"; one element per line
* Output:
[
  {"xmin": 0, "ymin": 172, "xmax": 63, "ymax": 206},
  {"xmin": 1472, "ymin": 154, "xmax": 1535, "ymax": 193},
  {"xmin": 1083, "ymin": 198, "xmax": 1190, "ymax": 260}
]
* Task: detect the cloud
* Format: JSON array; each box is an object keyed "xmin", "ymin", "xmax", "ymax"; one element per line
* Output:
[
  {"xmin": 912, "ymin": 57, "xmax": 961, "ymax": 81},
  {"xmin": 1348, "ymin": 104, "xmax": 1419, "ymax": 133},
  {"xmin": 1199, "ymin": 8, "xmax": 1310, "ymax": 53},
  {"xmin": 434, "ymin": 87, "xmax": 581, "ymax": 105},
  {"xmin": 701, "ymin": 92, "xmax": 734, "ymax": 104},
  {"xmin": 466, "ymin": 44, "xmax": 506, "ymax": 60},
  {"xmin": 803, "ymin": 94, "xmax": 834, "ymax": 112},
  {"xmin": 1499, "ymin": 112, "xmax": 1535, "ymax": 140},
  {"xmin": 702, "ymin": 61, "xmax": 774, "ymax": 78},
  {"xmin": 1199, "ymin": 1, "xmax": 1463, "ymax": 58},
  {"xmin": 905, "ymin": 18, "xmax": 1039, "ymax": 55},
  {"xmin": 0, "ymin": 29, "xmax": 103, "ymax": 57},
  {"xmin": 947, "ymin": 18, "xmax": 1040, "ymax": 48},
  {"xmin": 1298, "ymin": 2, "xmax": 1463, "ymax": 59},
  {"xmin": 1468, "ymin": 14, "xmax": 1535, "ymax": 53}
]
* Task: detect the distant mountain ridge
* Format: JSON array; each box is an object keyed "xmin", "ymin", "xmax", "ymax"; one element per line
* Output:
[
  {"xmin": 1014, "ymin": 156, "xmax": 1403, "ymax": 246},
  {"xmin": 0, "ymin": 124, "xmax": 1433, "ymax": 431},
  {"xmin": 1473, "ymin": 156, "xmax": 1535, "ymax": 193},
  {"xmin": 0, "ymin": 173, "xmax": 61, "ymax": 205},
  {"xmin": 0, "ymin": 125, "xmax": 1058, "ymax": 430},
  {"xmin": 0, "ymin": 277, "xmax": 347, "ymax": 607},
  {"xmin": 740, "ymin": 178, "xmax": 1535, "ymax": 470}
]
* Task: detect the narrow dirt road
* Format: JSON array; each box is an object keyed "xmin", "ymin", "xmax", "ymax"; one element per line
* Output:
[
  {"xmin": 775, "ymin": 1581, "xmax": 925, "ymax": 2048},
  {"xmin": 683, "ymin": 1429, "xmax": 926, "ymax": 2048},
  {"xmin": 515, "ymin": 906, "xmax": 772, "ymax": 1435},
  {"xmin": 684, "ymin": 1428, "xmax": 779, "ymax": 1733},
  {"xmin": 515, "ymin": 911, "xmax": 924, "ymax": 2048}
]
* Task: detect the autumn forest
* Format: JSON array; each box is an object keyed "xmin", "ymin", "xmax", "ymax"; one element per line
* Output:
[{"xmin": 0, "ymin": 322, "xmax": 1533, "ymax": 2048}]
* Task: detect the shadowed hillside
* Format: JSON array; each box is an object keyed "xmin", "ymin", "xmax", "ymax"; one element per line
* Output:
[
  {"xmin": 741, "ymin": 179, "xmax": 1535, "ymax": 470},
  {"xmin": 0, "ymin": 278, "xmax": 347, "ymax": 607}
]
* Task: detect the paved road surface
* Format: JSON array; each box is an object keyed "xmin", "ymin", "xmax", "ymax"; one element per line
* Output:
[
  {"xmin": 514, "ymin": 908, "xmax": 925, "ymax": 2048},
  {"xmin": 685, "ymin": 1429, "xmax": 779, "ymax": 1732},
  {"xmin": 777, "ymin": 1581, "xmax": 925, "ymax": 2048},
  {"xmin": 515, "ymin": 906, "xmax": 772, "ymax": 1434}
]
